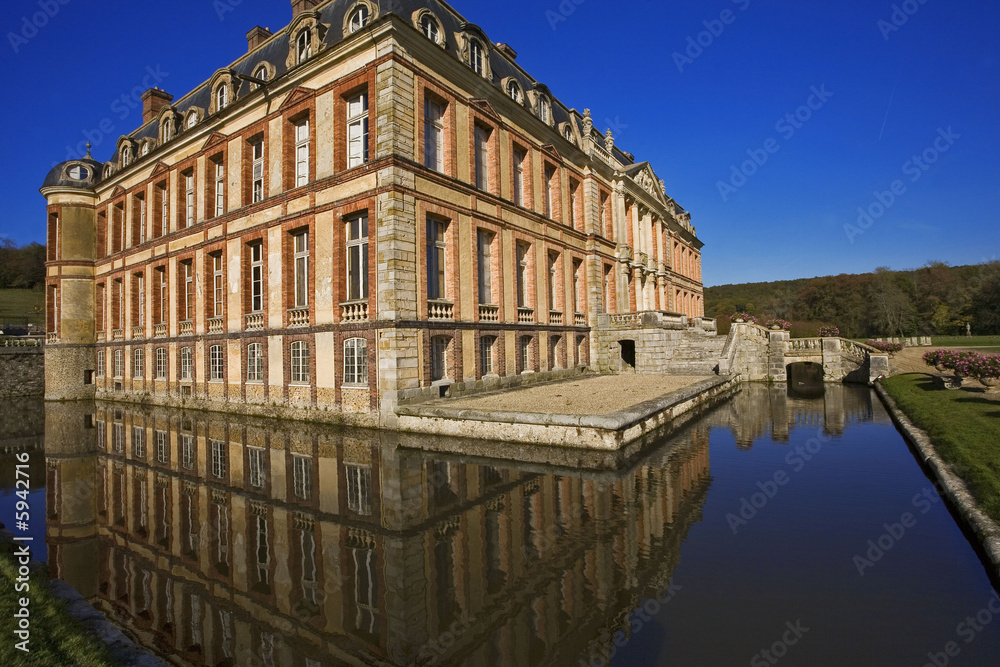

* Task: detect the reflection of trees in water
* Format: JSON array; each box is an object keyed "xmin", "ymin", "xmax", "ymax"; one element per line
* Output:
[{"xmin": 44, "ymin": 401, "xmax": 715, "ymax": 667}]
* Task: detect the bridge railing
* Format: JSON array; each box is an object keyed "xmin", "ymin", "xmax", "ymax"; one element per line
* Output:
[{"xmin": 0, "ymin": 336, "xmax": 43, "ymax": 348}]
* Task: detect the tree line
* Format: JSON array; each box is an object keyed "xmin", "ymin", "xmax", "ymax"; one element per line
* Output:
[
  {"xmin": 0, "ymin": 240, "xmax": 45, "ymax": 289},
  {"xmin": 706, "ymin": 262, "xmax": 1000, "ymax": 338}
]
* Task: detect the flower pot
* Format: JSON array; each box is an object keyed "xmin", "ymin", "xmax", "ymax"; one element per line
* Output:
[
  {"xmin": 980, "ymin": 377, "xmax": 1000, "ymax": 389},
  {"xmin": 770, "ymin": 325, "xmax": 781, "ymax": 331},
  {"xmin": 934, "ymin": 364, "xmax": 948, "ymax": 373},
  {"xmin": 735, "ymin": 319, "xmax": 745, "ymax": 324}
]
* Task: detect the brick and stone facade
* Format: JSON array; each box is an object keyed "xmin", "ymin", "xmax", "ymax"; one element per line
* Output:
[{"xmin": 40, "ymin": 0, "xmax": 706, "ymax": 425}]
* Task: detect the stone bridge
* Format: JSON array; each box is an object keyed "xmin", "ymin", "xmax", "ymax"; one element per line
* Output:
[{"xmin": 718, "ymin": 323, "xmax": 889, "ymax": 384}]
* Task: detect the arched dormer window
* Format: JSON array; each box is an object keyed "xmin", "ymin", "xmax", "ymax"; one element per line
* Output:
[
  {"xmin": 504, "ymin": 78, "xmax": 523, "ymax": 104},
  {"xmin": 209, "ymin": 71, "xmax": 237, "ymax": 115},
  {"xmin": 297, "ymin": 29, "xmax": 311, "ymax": 63},
  {"xmin": 140, "ymin": 139, "xmax": 153, "ymax": 157},
  {"xmin": 121, "ymin": 145, "xmax": 133, "ymax": 167},
  {"xmin": 539, "ymin": 96, "xmax": 550, "ymax": 124},
  {"xmin": 412, "ymin": 9, "xmax": 444, "ymax": 47},
  {"xmin": 217, "ymin": 86, "xmax": 228, "ymax": 111},
  {"xmin": 158, "ymin": 108, "xmax": 177, "ymax": 143},
  {"xmin": 183, "ymin": 108, "xmax": 203, "ymax": 130},
  {"xmin": 253, "ymin": 64, "xmax": 268, "ymax": 88},
  {"xmin": 104, "ymin": 164, "xmax": 114, "ymax": 179},
  {"xmin": 469, "ymin": 39, "xmax": 485, "ymax": 76},
  {"xmin": 348, "ymin": 5, "xmax": 369, "ymax": 33}
]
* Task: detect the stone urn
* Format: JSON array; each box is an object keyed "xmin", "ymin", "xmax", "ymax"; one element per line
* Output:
[
  {"xmin": 735, "ymin": 318, "xmax": 745, "ymax": 324},
  {"xmin": 934, "ymin": 364, "xmax": 949, "ymax": 373},
  {"xmin": 980, "ymin": 377, "xmax": 1000, "ymax": 390},
  {"xmin": 770, "ymin": 325, "xmax": 781, "ymax": 331}
]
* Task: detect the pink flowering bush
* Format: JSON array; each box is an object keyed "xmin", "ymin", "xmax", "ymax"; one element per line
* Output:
[
  {"xmin": 766, "ymin": 319, "xmax": 792, "ymax": 330},
  {"xmin": 818, "ymin": 326, "xmax": 840, "ymax": 337},
  {"xmin": 925, "ymin": 349, "xmax": 1000, "ymax": 379},
  {"xmin": 866, "ymin": 340, "xmax": 904, "ymax": 355},
  {"xmin": 730, "ymin": 312, "xmax": 758, "ymax": 324}
]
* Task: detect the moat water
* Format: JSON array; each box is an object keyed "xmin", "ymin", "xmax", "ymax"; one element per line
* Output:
[{"xmin": 4, "ymin": 386, "xmax": 1000, "ymax": 666}]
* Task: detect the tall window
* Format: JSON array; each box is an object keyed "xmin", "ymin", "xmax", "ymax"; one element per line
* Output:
[
  {"xmin": 214, "ymin": 160, "xmax": 225, "ymax": 218},
  {"xmin": 96, "ymin": 283, "xmax": 105, "ymax": 332},
  {"xmin": 570, "ymin": 180, "xmax": 580, "ymax": 229},
  {"xmin": 180, "ymin": 347, "xmax": 193, "ymax": 380},
  {"xmin": 211, "ymin": 253, "xmax": 224, "ymax": 319},
  {"xmin": 156, "ymin": 267, "xmax": 168, "ymax": 324},
  {"xmin": 114, "ymin": 279, "xmax": 124, "ymax": 329},
  {"xmin": 346, "ymin": 465, "xmax": 372, "ymax": 515},
  {"xmin": 182, "ymin": 261, "xmax": 194, "ymax": 322},
  {"xmin": 181, "ymin": 434, "xmax": 195, "ymax": 470},
  {"xmin": 211, "ymin": 440, "xmax": 227, "ymax": 479},
  {"xmin": 519, "ymin": 336, "xmax": 531, "ymax": 373},
  {"xmin": 296, "ymin": 29, "xmax": 311, "ymax": 64},
  {"xmin": 348, "ymin": 5, "xmax": 370, "ymax": 33},
  {"xmin": 547, "ymin": 251, "xmax": 559, "ymax": 311},
  {"xmin": 210, "ymin": 345, "xmax": 224, "ymax": 381},
  {"xmin": 97, "ymin": 350, "xmax": 105, "ymax": 378},
  {"xmin": 247, "ymin": 343, "xmax": 264, "ymax": 382},
  {"xmin": 477, "ymin": 230, "xmax": 493, "ymax": 305},
  {"xmin": 344, "ymin": 338, "xmax": 368, "ymax": 385},
  {"xmin": 480, "ymin": 335, "xmax": 496, "ymax": 376},
  {"xmin": 293, "ymin": 231, "xmax": 309, "ymax": 309},
  {"xmin": 217, "ymin": 85, "xmax": 228, "ymax": 111},
  {"xmin": 346, "ymin": 214, "xmax": 369, "ymax": 301},
  {"xmin": 251, "ymin": 140, "xmax": 264, "ymax": 203},
  {"xmin": 155, "ymin": 348, "xmax": 168, "ymax": 380},
  {"xmin": 134, "ymin": 273, "xmax": 145, "ymax": 326},
  {"xmin": 249, "ymin": 242, "xmax": 264, "ymax": 312},
  {"xmin": 133, "ymin": 348, "xmax": 144, "ymax": 378},
  {"xmin": 539, "ymin": 96, "xmax": 550, "ymax": 124},
  {"xmin": 516, "ymin": 242, "xmax": 529, "ymax": 308},
  {"xmin": 424, "ymin": 97, "xmax": 445, "ymax": 172},
  {"xmin": 290, "ymin": 341, "xmax": 309, "ymax": 383},
  {"xmin": 294, "ymin": 119, "xmax": 310, "ymax": 187},
  {"xmin": 248, "ymin": 447, "xmax": 266, "ymax": 488},
  {"xmin": 157, "ymin": 182, "xmax": 168, "ymax": 236},
  {"xmin": 114, "ymin": 349, "xmax": 124, "ymax": 378},
  {"xmin": 431, "ymin": 336, "xmax": 448, "ymax": 382},
  {"xmin": 156, "ymin": 431, "xmax": 168, "ymax": 464},
  {"xmin": 426, "ymin": 218, "xmax": 447, "ymax": 301},
  {"xmin": 184, "ymin": 171, "xmax": 195, "ymax": 228},
  {"xmin": 506, "ymin": 80, "xmax": 522, "ymax": 103},
  {"xmin": 544, "ymin": 165, "xmax": 556, "ymax": 218},
  {"xmin": 136, "ymin": 194, "xmax": 147, "ymax": 244},
  {"xmin": 474, "ymin": 124, "xmax": 490, "ymax": 190},
  {"xmin": 347, "ymin": 93, "xmax": 369, "ymax": 168},
  {"xmin": 469, "ymin": 39, "xmax": 485, "ymax": 76},
  {"xmin": 513, "ymin": 148, "xmax": 526, "ymax": 207},
  {"xmin": 293, "ymin": 456, "xmax": 312, "ymax": 500},
  {"xmin": 572, "ymin": 259, "xmax": 584, "ymax": 314}
]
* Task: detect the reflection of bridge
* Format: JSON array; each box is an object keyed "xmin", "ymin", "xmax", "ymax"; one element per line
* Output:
[
  {"xmin": 718, "ymin": 323, "xmax": 890, "ymax": 384},
  {"xmin": 45, "ymin": 401, "xmax": 714, "ymax": 667}
]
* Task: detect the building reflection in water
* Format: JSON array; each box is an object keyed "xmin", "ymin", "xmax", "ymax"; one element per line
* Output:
[{"xmin": 44, "ymin": 387, "xmax": 874, "ymax": 666}]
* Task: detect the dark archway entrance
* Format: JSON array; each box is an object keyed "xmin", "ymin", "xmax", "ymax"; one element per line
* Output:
[
  {"xmin": 619, "ymin": 340, "xmax": 636, "ymax": 369},
  {"xmin": 787, "ymin": 362, "xmax": 825, "ymax": 398}
]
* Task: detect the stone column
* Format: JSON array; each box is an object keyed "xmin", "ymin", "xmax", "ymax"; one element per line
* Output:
[{"xmin": 768, "ymin": 330, "xmax": 790, "ymax": 382}]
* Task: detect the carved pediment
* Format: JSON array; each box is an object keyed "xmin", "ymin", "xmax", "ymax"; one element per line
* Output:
[
  {"xmin": 202, "ymin": 132, "xmax": 228, "ymax": 151},
  {"xmin": 540, "ymin": 144, "xmax": 562, "ymax": 161},
  {"xmin": 626, "ymin": 162, "xmax": 669, "ymax": 207},
  {"xmin": 279, "ymin": 86, "xmax": 314, "ymax": 112},
  {"xmin": 111, "ymin": 185, "xmax": 126, "ymax": 198},
  {"xmin": 150, "ymin": 161, "xmax": 170, "ymax": 177},
  {"xmin": 469, "ymin": 98, "xmax": 502, "ymax": 123}
]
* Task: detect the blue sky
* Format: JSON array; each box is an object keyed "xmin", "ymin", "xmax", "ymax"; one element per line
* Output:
[{"xmin": 1, "ymin": 0, "xmax": 997, "ymax": 286}]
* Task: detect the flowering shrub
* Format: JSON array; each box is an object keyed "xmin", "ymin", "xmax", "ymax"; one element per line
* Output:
[
  {"xmin": 817, "ymin": 326, "xmax": 840, "ymax": 337},
  {"xmin": 766, "ymin": 319, "xmax": 792, "ymax": 330},
  {"xmin": 866, "ymin": 340, "xmax": 904, "ymax": 355},
  {"xmin": 925, "ymin": 349, "xmax": 1000, "ymax": 379},
  {"xmin": 730, "ymin": 312, "xmax": 758, "ymax": 324}
]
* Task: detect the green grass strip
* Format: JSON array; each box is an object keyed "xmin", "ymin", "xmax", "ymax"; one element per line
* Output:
[
  {"xmin": 882, "ymin": 374, "xmax": 1000, "ymax": 524},
  {"xmin": 0, "ymin": 552, "xmax": 115, "ymax": 666}
]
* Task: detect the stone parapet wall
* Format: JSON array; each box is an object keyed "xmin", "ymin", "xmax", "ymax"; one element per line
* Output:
[{"xmin": 0, "ymin": 347, "xmax": 44, "ymax": 398}]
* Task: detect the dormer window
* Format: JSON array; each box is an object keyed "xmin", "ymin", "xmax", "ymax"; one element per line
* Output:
[
  {"xmin": 421, "ymin": 15, "xmax": 440, "ymax": 43},
  {"xmin": 140, "ymin": 142, "xmax": 150, "ymax": 156},
  {"xmin": 122, "ymin": 146, "xmax": 133, "ymax": 167},
  {"xmin": 104, "ymin": 165, "xmax": 113, "ymax": 178},
  {"xmin": 348, "ymin": 5, "xmax": 369, "ymax": 33},
  {"xmin": 563, "ymin": 125, "xmax": 573, "ymax": 142},
  {"xmin": 67, "ymin": 165, "xmax": 90, "ymax": 181},
  {"xmin": 539, "ymin": 96, "xmax": 550, "ymax": 124},
  {"xmin": 296, "ymin": 29, "xmax": 311, "ymax": 64},
  {"xmin": 506, "ymin": 79, "xmax": 523, "ymax": 104},
  {"xmin": 253, "ymin": 65, "xmax": 268, "ymax": 85},
  {"xmin": 469, "ymin": 39, "xmax": 485, "ymax": 76},
  {"xmin": 217, "ymin": 86, "xmax": 228, "ymax": 111},
  {"xmin": 186, "ymin": 113, "xmax": 198, "ymax": 130}
]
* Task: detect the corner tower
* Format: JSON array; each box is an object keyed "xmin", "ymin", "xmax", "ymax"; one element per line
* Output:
[{"xmin": 39, "ymin": 153, "xmax": 101, "ymax": 400}]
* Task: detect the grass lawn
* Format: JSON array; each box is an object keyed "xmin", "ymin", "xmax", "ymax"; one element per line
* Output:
[
  {"xmin": 932, "ymin": 335, "xmax": 1000, "ymax": 348},
  {"xmin": 0, "ymin": 554, "xmax": 114, "ymax": 666},
  {"xmin": 0, "ymin": 288, "xmax": 44, "ymax": 328},
  {"xmin": 882, "ymin": 374, "xmax": 1000, "ymax": 524}
]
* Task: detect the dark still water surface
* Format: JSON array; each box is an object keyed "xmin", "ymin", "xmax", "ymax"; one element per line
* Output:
[{"xmin": 39, "ymin": 386, "xmax": 1000, "ymax": 667}]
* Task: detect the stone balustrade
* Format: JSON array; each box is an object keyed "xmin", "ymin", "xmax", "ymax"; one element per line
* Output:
[
  {"xmin": 341, "ymin": 301, "xmax": 369, "ymax": 323},
  {"xmin": 208, "ymin": 318, "xmax": 224, "ymax": 334},
  {"xmin": 575, "ymin": 312, "xmax": 587, "ymax": 327},
  {"xmin": 179, "ymin": 321, "xmax": 193, "ymax": 336},
  {"xmin": 428, "ymin": 301, "xmax": 454, "ymax": 321},
  {"xmin": 153, "ymin": 323, "xmax": 167, "ymax": 338},
  {"xmin": 478, "ymin": 304, "xmax": 499, "ymax": 322},
  {"xmin": 288, "ymin": 308, "xmax": 310, "ymax": 327},
  {"xmin": 112, "ymin": 329, "xmax": 124, "ymax": 341},
  {"xmin": 517, "ymin": 307, "xmax": 535, "ymax": 324},
  {"xmin": 245, "ymin": 313, "xmax": 265, "ymax": 331},
  {"xmin": 549, "ymin": 310, "xmax": 563, "ymax": 326},
  {"xmin": 132, "ymin": 325, "xmax": 145, "ymax": 340}
]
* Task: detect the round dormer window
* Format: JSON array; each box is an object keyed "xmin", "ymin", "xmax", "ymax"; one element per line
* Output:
[{"xmin": 67, "ymin": 165, "xmax": 90, "ymax": 180}]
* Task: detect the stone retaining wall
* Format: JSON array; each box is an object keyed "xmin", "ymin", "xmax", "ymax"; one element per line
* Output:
[{"xmin": 0, "ymin": 347, "xmax": 44, "ymax": 397}]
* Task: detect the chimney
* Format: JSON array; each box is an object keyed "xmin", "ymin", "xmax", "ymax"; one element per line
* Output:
[
  {"xmin": 247, "ymin": 26, "xmax": 273, "ymax": 52},
  {"xmin": 496, "ymin": 43, "xmax": 517, "ymax": 60},
  {"xmin": 141, "ymin": 88, "xmax": 174, "ymax": 124},
  {"xmin": 291, "ymin": 0, "xmax": 321, "ymax": 19}
]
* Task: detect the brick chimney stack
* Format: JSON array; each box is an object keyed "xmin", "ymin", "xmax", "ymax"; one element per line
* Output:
[
  {"xmin": 291, "ymin": 0, "xmax": 321, "ymax": 19},
  {"xmin": 247, "ymin": 26, "xmax": 272, "ymax": 52},
  {"xmin": 141, "ymin": 88, "xmax": 173, "ymax": 124}
]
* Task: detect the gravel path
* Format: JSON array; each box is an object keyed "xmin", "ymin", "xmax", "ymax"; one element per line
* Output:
[{"xmin": 441, "ymin": 374, "xmax": 711, "ymax": 416}]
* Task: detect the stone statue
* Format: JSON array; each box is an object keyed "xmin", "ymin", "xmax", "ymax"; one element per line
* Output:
[{"xmin": 967, "ymin": 322, "xmax": 972, "ymax": 337}]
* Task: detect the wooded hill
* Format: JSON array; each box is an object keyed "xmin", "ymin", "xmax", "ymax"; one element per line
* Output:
[
  {"xmin": 0, "ymin": 241, "xmax": 45, "ymax": 289},
  {"xmin": 705, "ymin": 262, "xmax": 1000, "ymax": 338}
]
